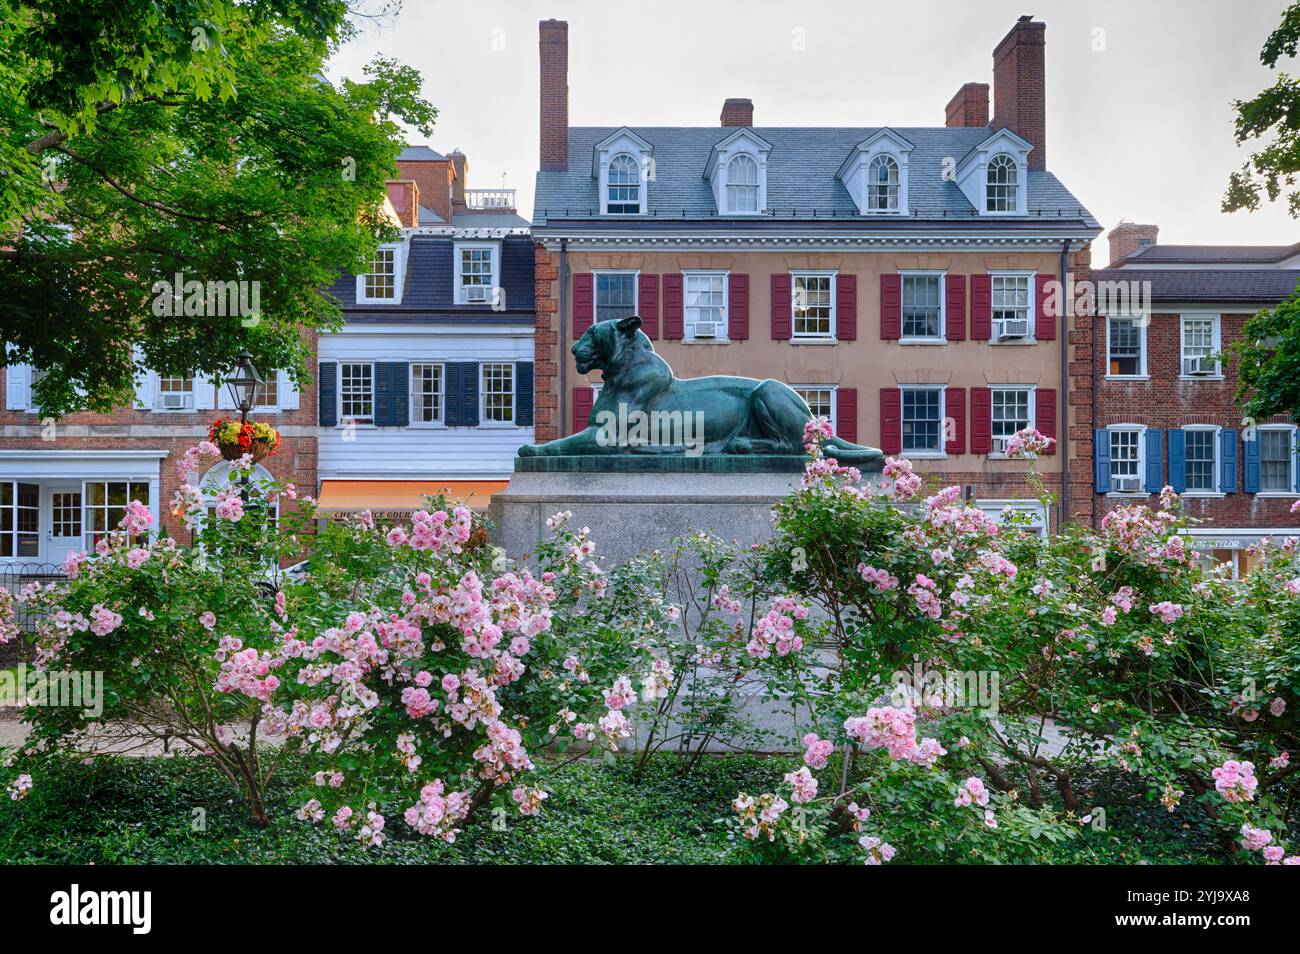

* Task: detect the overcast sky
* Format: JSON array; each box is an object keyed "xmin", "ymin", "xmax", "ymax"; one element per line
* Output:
[{"xmin": 326, "ymin": 0, "xmax": 1299, "ymax": 265}]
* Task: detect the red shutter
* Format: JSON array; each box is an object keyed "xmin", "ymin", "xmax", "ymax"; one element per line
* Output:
[
  {"xmin": 638, "ymin": 274, "xmax": 659, "ymax": 339},
  {"xmin": 836, "ymin": 274, "xmax": 857, "ymax": 340},
  {"xmin": 572, "ymin": 387, "xmax": 595, "ymax": 434},
  {"xmin": 573, "ymin": 273, "xmax": 594, "ymax": 336},
  {"xmin": 729, "ymin": 274, "xmax": 749, "ymax": 340},
  {"xmin": 662, "ymin": 273, "xmax": 684, "ymax": 339},
  {"xmin": 836, "ymin": 388, "xmax": 857, "ymax": 442},
  {"xmin": 1037, "ymin": 387, "xmax": 1057, "ymax": 454},
  {"xmin": 879, "ymin": 388, "xmax": 901, "ymax": 455},
  {"xmin": 945, "ymin": 387, "xmax": 966, "ymax": 456},
  {"xmin": 880, "ymin": 274, "xmax": 901, "ymax": 340},
  {"xmin": 970, "ymin": 387, "xmax": 992, "ymax": 454},
  {"xmin": 945, "ymin": 275, "xmax": 966, "ymax": 341},
  {"xmin": 970, "ymin": 275, "xmax": 991, "ymax": 340},
  {"xmin": 770, "ymin": 274, "xmax": 792, "ymax": 340},
  {"xmin": 1035, "ymin": 273, "xmax": 1056, "ymax": 340}
]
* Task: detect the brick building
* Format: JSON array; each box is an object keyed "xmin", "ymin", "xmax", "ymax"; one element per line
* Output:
[
  {"xmin": 1092, "ymin": 224, "xmax": 1300, "ymax": 574},
  {"xmin": 531, "ymin": 16, "xmax": 1100, "ymax": 532}
]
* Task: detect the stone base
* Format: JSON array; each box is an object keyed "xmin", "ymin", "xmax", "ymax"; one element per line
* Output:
[{"xmin": 489, "ymin": 470, "xmax": 803, "ymax": 565}]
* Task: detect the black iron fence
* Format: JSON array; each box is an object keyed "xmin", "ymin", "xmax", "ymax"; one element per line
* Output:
[{"xmin": 0, "ymin": 563, "xmax": 64, "ymax": 633}]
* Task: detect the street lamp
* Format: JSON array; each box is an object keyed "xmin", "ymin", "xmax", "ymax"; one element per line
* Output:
[{"xmin": 224, "ymin": 350, "xmax": 264, "ymax": 424}]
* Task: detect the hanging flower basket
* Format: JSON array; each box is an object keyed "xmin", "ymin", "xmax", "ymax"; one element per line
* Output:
[{"xmin": 208, "ymin": 417, "xmax": 282, "ymax": 464}]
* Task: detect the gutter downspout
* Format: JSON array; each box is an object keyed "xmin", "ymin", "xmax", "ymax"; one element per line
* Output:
[
  {"xmin": 559, "ymin": 238, "xmax": 568, "ymax": 437},
  {"xmin": 1059, "ymin": 239, "xmax": 1071, "ymax": 533}
]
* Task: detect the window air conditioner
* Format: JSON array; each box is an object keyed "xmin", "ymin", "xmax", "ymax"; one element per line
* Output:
[
  {"xmin": 159, "ymin": 392, "xmax": 192, "ymax": 410},
  {"xmin": 1186, "ymin": 355, "xmax": 1216, "ymax": 376},
  {"xmin": 692, "ymin": 321, "xmax": 721, "ymax": 339},
  {"xmin": 465, "ymin": 284, "xmax": 488, "ymax": 302},
  {"xmin": 1113, "ymin": 475, "xmax": 1141, "ymax": 493},
  {"xmin": 991, "ymin": 436, "xmax": 1009, "ymax": 455},
  {"xmin": 996, "ymin": 319, "xmax": 1029, "ymax": 340}
]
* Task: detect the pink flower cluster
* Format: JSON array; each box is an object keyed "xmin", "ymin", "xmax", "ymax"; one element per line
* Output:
[
  {"xmin": 857, "ymin": 563, "xmax": 899, "ymax": 592},
  {"xmin": 213, "ymin": 638, "xmax": 282, "ymax": 702},
  {"xmin": 1212, "ymin": 759, "xmax": 1258, "ymax": 803},
  {"xmin": 89, "ymin": 604, "xmax": 123, "ymax": 637},
  {"xmin": 213, "ymin": 489, "xmax": 244, "ymax": 522},
  {"xmin": 403, "ymin": 780, "xmax": 471, "ymax": 840},
  {"xmin": 784, "ymin": 766, "xmax": 818, "ymax": 804},
  {"xmin": 1148, "ymin": 601, "xmax": 1184, "ymax": 625},
  {"xmin": 844, "ymin": 706, "xmax": 946, "ymax": 767},
  {"xmin": 883, "ymin": 457, "xmax": 922, "ymax": 501},
  {"xmin": 1004, "ymin": 426, "xmax": 1055, "ymax": 459},
  {"xmin": 953, "ymin": 776, "xmax": 990, "ymax": 807},
  {"xmin": 746, "ymin": 597, "xmax": 809, "ymax": 659},
  {"xmin": 802, "ymin": 733, "xmax": 833, "ymax": 769},
  {"xmin": 117, "ymin": 500, "xmax": 153, "ymax": 536}
]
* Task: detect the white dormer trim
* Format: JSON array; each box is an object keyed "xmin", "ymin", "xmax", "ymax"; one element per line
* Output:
[
  {"xmin": 954, "ymin": 129, "xmax": 1030, "ymax": 217},
  {"xmin": 836, "ymin": 128, "xmax": 915, "ymax": 216},
  {"xmin": 356, "ymin": 239, "xmax": 408, "ymax": 305},
  {"xmin": 593, "ymin": 128, "xmax": 654, "ymax": 216},
  {"xmin": 704, "ymin": 128, "xmax": 772, "ymax": 216}
]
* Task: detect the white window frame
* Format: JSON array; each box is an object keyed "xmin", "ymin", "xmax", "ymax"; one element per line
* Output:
[
  {"xmin": 989, "ymin": 271, "xmax": 1036, "ymax": 343},
  {"xmin": 153, "ymin": 374, "xmax": 195, "ymax": 412},
  {"xmin": 602, "ymin": 152, "xmax": 644, "ymax": 216},
  {"xmin": 338, "ymin": 361, "xmax": 375, "ymax": 426},
  {"xmin": 899, "ymin": 271, "xmax": 946, "ymax": 343},
  {"xmin": 593, "ymin": 269, "xmax": 639, "ymax": 324},
  {"xmin": 866, "ymin": 153, "xmax": 902, "ymax": 214},
  {"xmin": 479, "ymin": 361, "xmax": 517, "ymax": 427},
  {"xmin": 356, "ymin": 242, "xmax": 404, "ymax": 305},
  {"xmin": 1182, "ymin": 424, "xmax": 1222, "ymax": 497},
  {"xmin": 683, "ymin": 270, "xmax": 730, "ymax": 342},
  {"xmin": 899, "ymin": 384, "xmax": 947, "ymax": 458},
  {"xmin": 790, "ymin": 271, "xmax": 837, "ymax": 342},
  {"xmin": 985, "ymin": 153, "xmax": 1019, "ymax": 214},
  {"xmin": 792, "ymin": 385, "xmax": 837, "ymax": 433},
  {"xmin": 1107, "ymin": 424, "xmax": 1146, "ymax": 496},
  {"xmin": 988, "ymin": 386, "xmax": 1037, "ymax": 457},
  {"xmin": 725, "ymin": 154, "xmax": 761, "ymax": 214},
  {"xmin": 82, "ymin": 479, "xmax": 152, "ymax": 551},
  {"xmin": 409, "ymin": 362, "xmax": 445, "ymax": 428},
  {"xmin": 454, "ymin": 242, "xmax": 500, "ymax": 305},
  {"xmin": 1256, "ymin": 424, "xmax": 1298, "ymax": 496},
  {"xmin": 1105, "ymin": 314, "xmax": 1148, "ymax": 379},
  {"xmin": 1180, "ymin": 314, "xmax": 1222, "ymax": 379}
]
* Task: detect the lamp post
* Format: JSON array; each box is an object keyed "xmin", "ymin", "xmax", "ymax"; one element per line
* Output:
[{"xmin": 224, "ymin": 350, "xmax": 264, "ymax": 504}]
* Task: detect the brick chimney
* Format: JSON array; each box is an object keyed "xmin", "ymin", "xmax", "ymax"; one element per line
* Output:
[
  {"xmin": 945, "ymin": 83, "xmax": 989, "ymax": 127},
  {"xmin": 720, "ymin": 98, "xmax": 754, "ymax": 127},
  {"xmin": 385, "ymin": 180, "xmax": 420, "ymax": 228},
  {"xmin": 1108, "ymin": 222, "xmax": 1159, "ymax": 266},
  {"xmin": 992, "ymin": 16, "xmax": 1046, "ymax": 170},
  {"xmin": 449, "ymin": 149, "xmax": 468, "ymax": 215},
  {"xmin": 396, "ymin": 152, "xmax": 453, "ymax": 223},
  {"xmin": 539, "ymin": 19, "xmax": 569, "ymax": 171}
]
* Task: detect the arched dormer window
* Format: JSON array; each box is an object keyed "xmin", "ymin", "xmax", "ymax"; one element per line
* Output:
[
  {"xmin": 606, "ymin": 154, "xmax": 642, "ymax": 214},
  {"xmin": 867, "ymin": 155, "xmax": 900, "ymax": 212},
  {"xmin": 726, "ymin": 154, "xmax": 759, "ymax": 212},
  {"xmin": 986, "ymin": 154, "xmax": 1018, "ymax": 213}
]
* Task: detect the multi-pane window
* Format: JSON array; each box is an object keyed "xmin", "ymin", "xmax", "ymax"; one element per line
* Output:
[
  {"xmin": 0, "ymin": 482, "xmax": 39, "ymax": 558},
  {"xmin": 255, "ymin": 373, "xmax": 278, "ymax": 409},
  {"xmin": 340, "ymin": 363, "xmax": 373, "ymax": 423},
  {"xmin": 1108, "ymin": 317, "xmax": 1144, "ymax": 376},
  {"xmin": 458, "ymin": 245, "xmax": 495, "ymax": 303},
  {"xmin": 606, "ymin": 154, "xmax": 641, "ymax": 214},
  {"xmin": 481, "ymin": 363, "xmax": 514, "ymax": 423},
  {"xmin": 1259, "ymin": 428, "xmax": 1295, "ymax": 493},
  {"xmin": 1185, "ymin": 429, "xmax": 1217, "ymax": 493},
  {"xmin": 901, "ymin": 388, "xmax": 943, "ymax": 453},
  {"xmin": 410, "ymin": 363, "xmax": 443, "ymax": 424},
  {"xmin": 157, "ymin": 375, "xmax": 194, "ymax": 409},
  {"xmin": 726, "ymin": 155, "xmax": 759, "ymax": 212},
  {"xmin": 868, "ymin": 155, "xmax": 899, "ymax": 211},
  {"xmin": 52, "ymin": 492, "xmax": 82, "ymax": 538},
  {"xmin": 685, "ymin": 273, "xmax": 727, "ymax": 338},
  {"xmin": 792, "ymin": 274, "xmax": 833, "ymax": 338},
  {"xmin": 986, "ymin": 154, "xmax": 1017, "ymax": 212},
  {"xmin": 795, "ymin": 388, "xmax": 834, "ymax": 427},
  {"xmin": 901, "ymin": 274, "xmax": 942, "ymax": 339},
  {"xmin": 991, "ymin": 274, "xmax": 1031, "ymax": 337},
  {"xmin": 1109, "ymin": 429, "xmax": 1141, "ymax": 488},
  {"xmin": 363, "ymin": 246, "xmax": 397, "ymax": 300},
  {"xmin": 595, "ymin": 273, "xmax": 637, "ymax": 322},
  {"xmin": 84, "ymin": 481, "xmax": 150, "ymax": 551},
  {"xmin": 1181, "ymin": 316, "xmax": 1219, "ymax": 375},
  {"xmin": 991, "ymin": 388, "xmax": 1032, "ymax": 453}
]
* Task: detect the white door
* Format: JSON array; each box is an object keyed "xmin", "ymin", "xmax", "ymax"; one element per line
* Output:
[{"xmin": 45, "ymin": 486, "xmax": 83, "ymax": 568}]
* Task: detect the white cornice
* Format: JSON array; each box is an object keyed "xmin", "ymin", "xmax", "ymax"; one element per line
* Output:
[{"xmin": 537, "ymin": 232, "xmax": 1095, "ymax": 252}]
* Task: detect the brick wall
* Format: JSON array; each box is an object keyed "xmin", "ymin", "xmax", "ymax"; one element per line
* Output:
[
  {"xmin": 533, "ymin": 243, "xmax": 560, "ymax": 442},
  {"xmin": 1067, "ymin": 243, "xmax": 1096, "ymax": 527},
  {"xmin": 396, "ymin": 158, "xmax": 452, "ymax": 223},
  {"xmin": 992, "ymin": 16, "xmax": 1046, "ymax": 171},
  {"xmin": 945, "ymin": 83, "xmax": 990, "ymax": 127}
]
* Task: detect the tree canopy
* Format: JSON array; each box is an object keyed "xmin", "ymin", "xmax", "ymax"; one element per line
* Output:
[{"xmin": 1, "ymin": 0, "xmax": 435, "ymax": 414}]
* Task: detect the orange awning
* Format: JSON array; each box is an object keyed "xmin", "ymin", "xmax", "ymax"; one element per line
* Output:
[{"xmin": 316, "ymin": 479, "xmax": 508, "ymax": 515}]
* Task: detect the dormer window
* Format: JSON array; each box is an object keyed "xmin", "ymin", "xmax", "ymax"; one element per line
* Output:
[
  {"xmin": 357, "ymin": 242, "xmax": 404, "ymax": 304},
  {"xmin": 986, "ymin": 154, "xmax": 1018, "ymax": 213},
  {"xmin": 606, "ymin": 154, "xmax": 642, "ymax": 214},
  {"xmin": 868, "ymin": 155, "xmax": 900, "ymax": 212},
  {"xmin": 726, "ymin": 155, "xmax": 759, "ymax": 212}
]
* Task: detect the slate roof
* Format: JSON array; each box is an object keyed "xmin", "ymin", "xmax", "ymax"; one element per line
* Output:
[
  {"xmin": 1092, "ymin": 268, "xmax": 1300, "ymax": 306},
  {"xmin": 1120, "ymin": 243, "xmax": 1300, "ymax": 265},
  {"xmin": 451, "ymin": 211, "xmax": 531, "ymax": 229},
  {"xmin": 417, "ymin": 204, "xmax": 445, "ymax": 225},
  {"xmin": 398, "ymin": 145, "xmax": 447, "ymax": 162},
  {"xmin": 534, "ymin": 126, "xmax": 1098, "ymax": 228}
]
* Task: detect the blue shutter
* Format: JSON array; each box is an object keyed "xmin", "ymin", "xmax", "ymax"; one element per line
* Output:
[
  {"xmin": 1219, "ymin": 428, "xmax": 1238, "ymax": 493},
  {"xmin": 1243, "ymin": 432, "xmax": 1261, "ymax": 493},
  {"xmin": 318, "ymin": 361, "xmax": 337, "ymax": 427},
  {"xmin": 445, "ymin": 362, "xmax": 480, "ymax": 427},
  {"xmin": 1167, "ymin": 429, "xmax": 1187, "ymax": 493},
  {"xmin": 515, "ymin": 361, "xmax": 534, "ymax": 427},
  {"xmin": 374, "ymin": 362, "xmax": 408, "ymax": 427},
  {"xmin": 1094, "ymin": 429, "xmax": 1111, "ymax": 493},
  {"xmin": 1144, "ymin": 429, "xmax": 1164, "ymax": 493}
]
